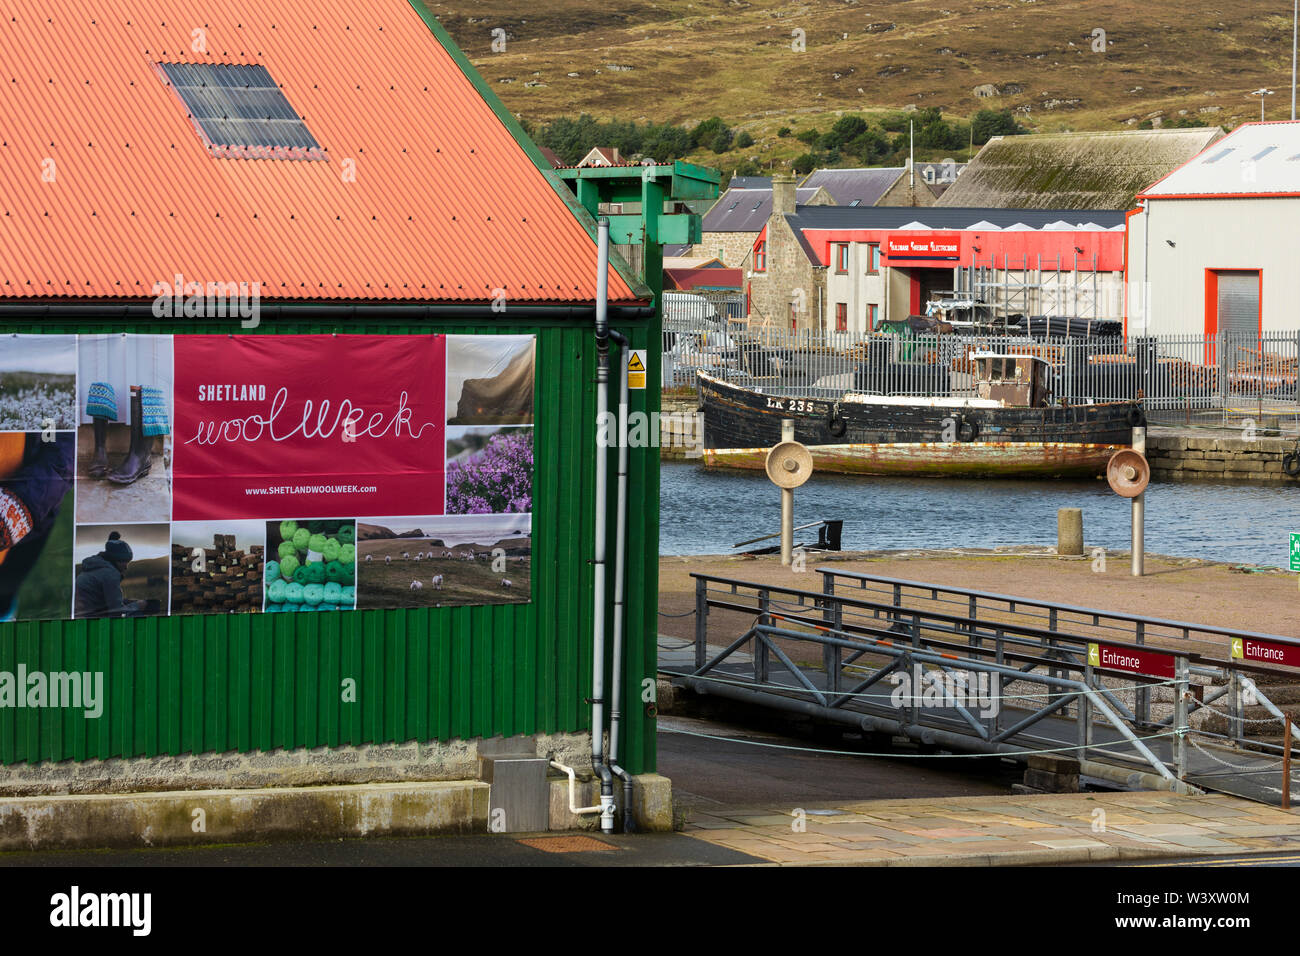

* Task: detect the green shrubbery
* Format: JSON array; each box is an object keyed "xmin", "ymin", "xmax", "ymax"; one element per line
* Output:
[{"xmin": 533, "ymin": 106, "xmax": 1027, "ymax": 171}]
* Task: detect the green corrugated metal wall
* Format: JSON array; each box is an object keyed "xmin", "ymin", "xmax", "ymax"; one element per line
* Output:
[{"xmin": 0, "ymin": 315, "xmax": 659, "ymax": 776}]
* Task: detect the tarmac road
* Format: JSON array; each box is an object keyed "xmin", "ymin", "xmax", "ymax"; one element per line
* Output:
[{"xmin": 658, "ymin": 714, "xmax": 1022, "ymax": 819}]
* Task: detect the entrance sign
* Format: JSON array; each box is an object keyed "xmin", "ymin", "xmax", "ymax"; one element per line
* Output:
[{"xmin": 1087, "ymin": 642, "xmax": 1175, "ymax": 679}]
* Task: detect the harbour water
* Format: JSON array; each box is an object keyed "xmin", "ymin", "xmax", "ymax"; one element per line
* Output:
[{"xmin": 660, "ymin": 461, "xmax": 1300, "ymax": 568}]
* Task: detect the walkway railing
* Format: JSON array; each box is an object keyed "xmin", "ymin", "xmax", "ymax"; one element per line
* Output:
[{"xmin": 663, "ymin": 570, "xmax": 1300, "ymax": 803}]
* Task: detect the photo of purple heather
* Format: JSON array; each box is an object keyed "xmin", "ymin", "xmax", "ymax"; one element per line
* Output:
[{"xmin": 445, "ymin": 426, "xmax": 532, "ymax": 515}]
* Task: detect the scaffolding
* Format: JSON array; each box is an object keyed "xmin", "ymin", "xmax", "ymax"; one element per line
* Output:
[{"xmin": 932, "ymin": 252, "xmax": 1114, "ymax": 335}]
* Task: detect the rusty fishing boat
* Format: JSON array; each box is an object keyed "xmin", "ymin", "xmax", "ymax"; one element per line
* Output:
[{"xmin": 698, "ymin": 353, "xmax": 1143, "ymax": 478}]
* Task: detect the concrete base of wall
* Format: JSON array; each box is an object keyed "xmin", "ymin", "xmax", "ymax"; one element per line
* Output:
[
  {"xmin": 0, "ymin": 732, "xmax": 593, "ymax": 798},
  {"xmin": 547, "ymin": 772, "xmax": 675, "ymax": 833},
  {"xmin": 0, "ymin": 772, "xmax": 673, "ymax": 851},
  {"xmin": 0, "ymin": 726, "xmax": 674, "ymax": 848},
  {"xmin": 0, "ymin": 780, "xmax": 490, "ymax": 851}
]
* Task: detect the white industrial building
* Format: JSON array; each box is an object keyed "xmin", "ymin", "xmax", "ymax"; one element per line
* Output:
[{"xmin": 1126, "ymin": 121, "xmax": 1300, "ymax": 338}]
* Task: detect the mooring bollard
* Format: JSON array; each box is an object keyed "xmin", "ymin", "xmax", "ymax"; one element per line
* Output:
[
  {"xmin": 1131, "ymin": 426, "xmax": 1146, "ymax": 577},
  {"xmin": 764, "ymin": 419, "xmax": 813, "ymax": 567},
  {"xmin": 1057, "ymin": 508, "xmax": 1083, "ymax": 556},
  {"xmin": 1105, "ymin": 431, "xmax": 1151, "ymax": 576}
]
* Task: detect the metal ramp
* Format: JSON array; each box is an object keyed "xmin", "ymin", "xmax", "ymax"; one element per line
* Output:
[{"xmin": 660, "ymin": 569, "xmax": 1300, "ymax": 806}]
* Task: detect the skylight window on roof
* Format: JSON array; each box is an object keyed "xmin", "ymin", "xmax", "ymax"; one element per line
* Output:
[
  {"xmin": 1203, "ymin": 148, "xmax": 1235, "ymax": 164},
  {"xmin": 155, "ymin": 62, "xmax": 326, "ymax": 161},
  {"xmin": 1251, "ymin": 146, "xmax": 1277, "ymax": 161}
]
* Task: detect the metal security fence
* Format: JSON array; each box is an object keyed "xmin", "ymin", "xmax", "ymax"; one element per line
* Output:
[
  {"xmin": 662, "ymin": 291, "xmax": 746, "ymax": 388},
  {"xmin": 668, "ymin": 326, "xmax": 1300, "ymax": 434}
]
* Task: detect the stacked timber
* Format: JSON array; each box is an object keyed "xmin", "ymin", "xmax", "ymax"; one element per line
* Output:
[{"xmin": 171, "ymin": 534, "xmax": 264, "ymax": 613}]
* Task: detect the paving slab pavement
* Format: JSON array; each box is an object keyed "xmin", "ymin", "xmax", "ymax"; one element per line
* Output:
[{"xmin": 678, "ymin": 790, "xmax": 1300, "ymax": 866}]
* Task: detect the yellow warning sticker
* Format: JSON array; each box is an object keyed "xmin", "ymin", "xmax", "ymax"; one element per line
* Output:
[{"xmin": 628, "ymin": 349, "xmax": 647, "ymax": 389}]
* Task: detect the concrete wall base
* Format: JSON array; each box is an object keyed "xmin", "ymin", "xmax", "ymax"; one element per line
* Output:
[
  {"xmin": 548, "ymin": 772, "xmax": 675, "ymax": 833},
  {"xmin": 0, "ymin": 780, "xmax": 490, "ymax": 852},
  {"xmin": 0, "ymin": 732, "xmax": 593, "ymax": 798}
]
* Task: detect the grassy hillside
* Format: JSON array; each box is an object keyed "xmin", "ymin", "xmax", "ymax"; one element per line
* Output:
[{"xmin": 428, "ymin": 0, "xmax": 1294, "ymax": 169}]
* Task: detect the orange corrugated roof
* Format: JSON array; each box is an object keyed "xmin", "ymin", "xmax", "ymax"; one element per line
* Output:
[{"xmin": 0, "ymin": 1, "xmax": 640, "ymax": 304}]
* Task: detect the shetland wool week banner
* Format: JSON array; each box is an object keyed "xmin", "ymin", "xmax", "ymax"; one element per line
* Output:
[
  {"xmin": 171, "ymin": 335, "xmax": 448, "ymax": 521},
  {"xmin": 0, "ymin": 333, "xmax": 535, "ymax": 623}
]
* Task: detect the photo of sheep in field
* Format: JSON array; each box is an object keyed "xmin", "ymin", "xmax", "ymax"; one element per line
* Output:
[
  {"xmin": 0, "ymin": 335, "xmax": 77, "ymax": 431},
  {"xmin": 356, "ymin": 515, "xmax": 530, "ymax": 609}
]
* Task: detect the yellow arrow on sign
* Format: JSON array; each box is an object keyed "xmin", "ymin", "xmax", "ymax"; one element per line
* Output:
[
  {"xmin": 1087, "ymin": 643, "xmax": 1099, "ymax": 667},
  {"xmin": 1232, "ymin": 639, "xmax": 1244, "ymax": 659}
]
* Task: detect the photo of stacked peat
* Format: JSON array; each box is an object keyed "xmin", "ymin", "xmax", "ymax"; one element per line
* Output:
[
  {"xmin": 265, "ymin": 519, "xmax": 357, "ymax": 613},
  {"xmin": 171, "ymin": 534, "xmax": 264, "ymax": 614}
]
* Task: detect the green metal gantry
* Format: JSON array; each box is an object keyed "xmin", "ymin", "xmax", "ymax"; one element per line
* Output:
[{"xmin": 554, "ymin": 161, "xmax": 721, "ymax": 305}]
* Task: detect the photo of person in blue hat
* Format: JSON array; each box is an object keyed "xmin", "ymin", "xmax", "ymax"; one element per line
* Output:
[{"xmin": 73, "ymin": 525, "xmax": 169, "ymax": 618}]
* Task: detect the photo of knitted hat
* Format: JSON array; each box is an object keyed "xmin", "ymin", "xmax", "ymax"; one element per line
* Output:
[
  {"xmin": 139, "ymin": 385, "xmax": 170, "ymax": 437},
  {"xmin": 75, "ymin": 334, "xmax": 172, "ymax": 523},
  {"xmin": 84, "ymin": 382, "xmax": 118, "ymax": 421},
  {"xmin": 104, "ymin": 530, "xmax": 133, "ymax": 563}
]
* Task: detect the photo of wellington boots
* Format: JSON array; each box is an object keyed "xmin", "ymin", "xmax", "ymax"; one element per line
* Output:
[
  {"xmin": 88, "ymin": 418, "xmax": 111, "ymax": 479},
  {"xmin": 107, "ymin": 387, "xmax": 152, "ymax": 485},
  {"xmin": 84, "ymin": 380, "xmax": 118, "ymax": 479}
]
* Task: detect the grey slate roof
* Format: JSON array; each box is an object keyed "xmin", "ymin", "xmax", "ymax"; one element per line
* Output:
[
  {"xmin": 702, "ymin": 187, "xmax": 822, "ymax": 233},
  {"xmin": 800, "ymin": 167, "xmax": 905, "ymax": 206}
]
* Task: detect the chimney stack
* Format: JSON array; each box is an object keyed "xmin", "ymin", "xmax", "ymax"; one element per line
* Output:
[{"xmin": 772, "ymin": 173, "xmax": 798, "ymax": 217}]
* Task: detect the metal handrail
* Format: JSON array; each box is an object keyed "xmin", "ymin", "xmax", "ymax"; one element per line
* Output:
[
  {"xmin": 674, "ymin": 570, "xmax": 1300, "ymax": 802},
  {"xmin": 689, "ymin": 572, "xmax": 1206, "ymax": 663},
  {"xmin": 816, "ymin": 567, "xmax": 1300, "ymax": 651}
]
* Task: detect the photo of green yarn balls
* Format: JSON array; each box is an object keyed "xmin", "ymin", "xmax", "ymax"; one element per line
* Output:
[{"xmin": 263, "ymin": 518, "xmax": 357, "ymax": 613}]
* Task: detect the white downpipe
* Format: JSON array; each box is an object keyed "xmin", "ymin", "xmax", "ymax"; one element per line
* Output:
[
  {"xmin": 608, "ymin": 328, "xmax": 634, "ymax": 832},
  {"xmin": 550, "ymin": 759, "xmax": 603, "ymax": 815}
]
